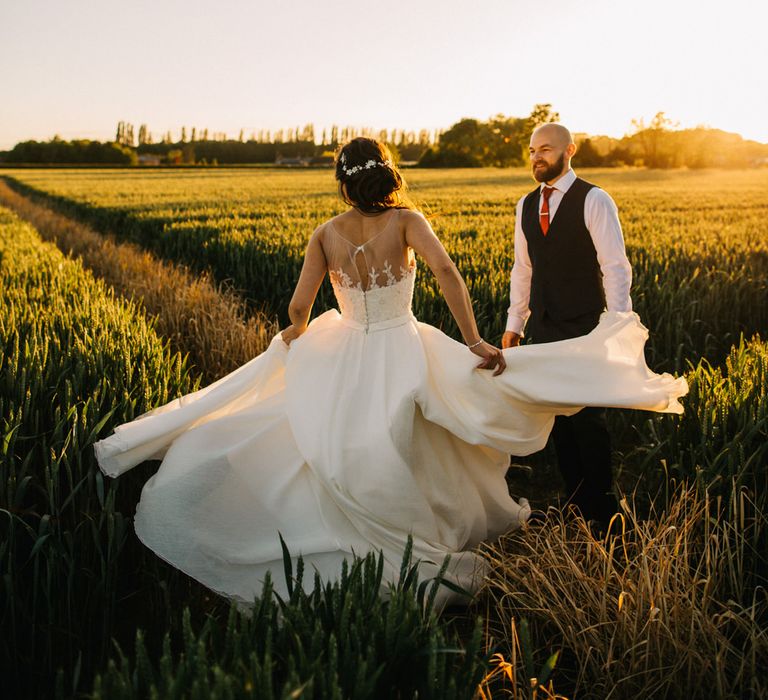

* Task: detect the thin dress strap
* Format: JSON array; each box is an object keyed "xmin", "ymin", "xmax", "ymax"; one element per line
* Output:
[{"xmin": 325, "ymin": 210, "xmax": 411, "ymax": 291}]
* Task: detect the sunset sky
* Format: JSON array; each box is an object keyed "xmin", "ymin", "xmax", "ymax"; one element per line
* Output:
[{"xmin": 1, "ymin": 0, "xmax": 766, "ymax": 150}]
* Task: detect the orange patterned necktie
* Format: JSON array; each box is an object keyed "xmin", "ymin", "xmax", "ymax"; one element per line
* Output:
[{"xmin": 540, "ymin": 186, "xmax": 555, "ymax": 235}]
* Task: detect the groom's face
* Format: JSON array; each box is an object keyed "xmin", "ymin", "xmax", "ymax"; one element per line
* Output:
[
  {"xmin": 529, "ymin": 139, "xmax": 566, "ymax": 183},
  {"xmin": 529, "ymin": 128, "xmax": 574, "ymax": 183},
  {"xmin": 531, "ymin": 150, "xmax": 566, "ymax": 183}
]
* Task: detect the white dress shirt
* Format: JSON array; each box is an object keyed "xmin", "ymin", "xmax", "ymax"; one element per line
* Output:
[{"xmin": 506, "ymin": 168, "xmax": 632, "ymax": 335}]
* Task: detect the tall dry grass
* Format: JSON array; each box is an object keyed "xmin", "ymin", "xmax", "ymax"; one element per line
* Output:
[
  {"xmin": 0, "ymin": 180, "xmax": 278, "ymax": 383},
  {"xmin": 478, "ymin": 484, "xmax": 768, "ymax": 699}
]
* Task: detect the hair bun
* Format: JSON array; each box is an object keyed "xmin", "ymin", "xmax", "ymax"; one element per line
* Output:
[{"xmin": 335, "ymin": 138, "xmax": 405, "ymax": 214}]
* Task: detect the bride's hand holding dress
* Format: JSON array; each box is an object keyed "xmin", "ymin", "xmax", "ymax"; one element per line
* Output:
[{"xmin": 402, "ymin": 209, "xmax": 506, "ymax": 375}]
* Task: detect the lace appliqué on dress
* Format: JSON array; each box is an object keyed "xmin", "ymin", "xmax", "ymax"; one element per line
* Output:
[
  {"xmin": 330, "ymin": 261, "xmax": 411, "ymax": 292},
  {"xmin": 329, "ymin": 268, "xmax": 357, "ymax": 290},
  {"xmin": 329, "ymin": 262, "xmax": 416, "ymax": 327}
]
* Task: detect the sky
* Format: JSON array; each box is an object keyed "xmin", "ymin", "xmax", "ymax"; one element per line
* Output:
[{"xmin": 1, "ymin": 0, "xmax": 767, "ymax": 150}]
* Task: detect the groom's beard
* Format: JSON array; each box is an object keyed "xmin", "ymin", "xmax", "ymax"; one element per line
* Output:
[{"xmin": 532, "ymin": 152, "xmax": 565, "ymax": 183}]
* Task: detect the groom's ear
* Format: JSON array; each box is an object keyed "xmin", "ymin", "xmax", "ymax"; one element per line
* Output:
[{"xmin": 566, "ymin": 142, "xmax": 577, "ymax": 159}]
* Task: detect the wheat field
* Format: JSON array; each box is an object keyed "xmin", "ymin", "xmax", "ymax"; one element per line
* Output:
[{"xmin": 1, "ymin": 167, "xmax": 766, "ymax": 699}]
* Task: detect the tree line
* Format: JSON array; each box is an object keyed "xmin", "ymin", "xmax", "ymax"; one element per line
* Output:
[
  {"xmin": 2, "ymin": 109, "xmax": 766, "ymax": 168},
  {"xmin": 422, "ymin": 109, "xmax": 768, "ymax": 169},
  {"xmin": 573, "ymin": 113, "xmax": 768, "ymax": 169},
  {"xmin": 1, "ymin": 137, "xmax": 137, "ymax": 165},
  {"xmin": 419, "ymin": 104, "xmax": 560, "ymax": 167},
  {"xmin": 1, "ymin": 123, "xmax": 435, "ymax": 166}
]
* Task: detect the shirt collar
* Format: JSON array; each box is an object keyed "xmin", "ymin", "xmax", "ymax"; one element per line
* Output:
[{"xmin": 540, "ymin": 167, "xmax": 576, "ymax": 193}]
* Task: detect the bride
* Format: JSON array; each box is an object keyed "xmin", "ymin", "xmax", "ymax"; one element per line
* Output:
[{"xmin": 94, "ymin": 138, "xmax": 687, "ymax": 609}]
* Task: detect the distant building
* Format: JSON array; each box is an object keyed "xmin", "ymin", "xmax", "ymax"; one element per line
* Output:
[
  {"xmin": 138, "ymin": 153, "xmax": 161, "ymax": 166},
  {"xmin": 274, "ymin": 154, "xmax": 334, "ymax": 168},
  {"xmin": 275, "ymin": 155, "xmax": 310, "ymax": 167}
]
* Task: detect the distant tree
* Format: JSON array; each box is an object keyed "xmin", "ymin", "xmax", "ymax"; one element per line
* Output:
[
  {"xmin": 606, "ymin": 144, "xmax": 633, "ymax": 166},
  {"xmin": 115, "ymin": 121, "xmax": 136, "ymax": 147},
  {"xmin": 677, "ymin": 127, "xmax": 714, "ymax": 168},
  {"xmin": 526, "ymin": 103, "xmax": 560, "ymax": 128},
  {"xmin": 419, "ymin": 105, "xmax": 560, "ymax": 168},
  {"xmin": 191, "ymin": 127, "xmax": 197, "ymax": 142},
  {"xmin": 518, "ymin": 103, "xmax": 560, "ymax": 159},
  {"xmin": 630, "ymin": 112, "xmax": 677, "ymax": 167},
  {"xmin": 238, "ymin": 129, "xmax": 244, "ymax": 142},
  {"xmin": 573, "ymin": 138, "xmax": 603, "ymax": 167},
  {"xmin": 487, "ymin": 114, "xmax": 526, "ymax": 166},
  {"xmin": 181, "ymin": 127, "xmax": 187, "ymax": 143},
  {"xmin": 419, "ymin": 118, "xmax": 490, "ymax": 167},
  {"xmin": 4, "ymin": 138, "xmax": 136, "ymax": 164},
  {"xmin": 301, "ymin": 124, "xmax": 315, "ymax": 143}
]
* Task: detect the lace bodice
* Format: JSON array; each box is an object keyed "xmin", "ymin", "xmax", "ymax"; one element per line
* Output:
[
  {"xmin": 322, "ymin": 210, "xmax": 417, "ymax": 330},
  {"xmin": 330, "ymin": 262, "xmax": 416, "ymax": 328}
]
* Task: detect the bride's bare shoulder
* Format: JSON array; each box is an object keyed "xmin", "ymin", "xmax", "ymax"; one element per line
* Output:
[
  {"xmin": 399, "ymin": 209, "xmax": 433, "ymax": 237},
  {"xmin": 399, "ymin": 208, "xmax": 427, "ymax": 223},
  {"xmin": 320, "ymin": 211, "xmax": 355, "ymax": 233},
  {"xmin": 314, "ymin": 215, "xmax": 342, "ymax": 239}
]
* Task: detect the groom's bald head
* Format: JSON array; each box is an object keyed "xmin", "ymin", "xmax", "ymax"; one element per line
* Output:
[
  {"xmin": 531, "ymin": 123, "xmax": 574, "ymax": 149},
  {"xmin": 529, "ymin": 123, "xmax": 576, "ymax": 183}
]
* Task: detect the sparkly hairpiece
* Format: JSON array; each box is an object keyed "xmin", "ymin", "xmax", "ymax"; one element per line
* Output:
[{"xmin": 339, "ymin": 152, "xmax": 392, "ymax": 177}]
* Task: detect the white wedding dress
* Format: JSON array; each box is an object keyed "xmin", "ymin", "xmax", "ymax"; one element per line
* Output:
[{"xmin": 94, "ymin": 214, "xmax": 687, "ymax": 609}]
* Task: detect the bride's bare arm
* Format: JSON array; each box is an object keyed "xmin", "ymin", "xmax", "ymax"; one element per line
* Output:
[
  {"xmin": 404, "ymin": 211, "xmax": 506, "ymax": 374},
  {"xmin": 283, "ymin": 227, "xmax": 327, "ymax": 344}
]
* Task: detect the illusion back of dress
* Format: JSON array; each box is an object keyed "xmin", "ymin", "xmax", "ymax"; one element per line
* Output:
[{"xmin": 323, "ymin": 209, "xmax": 416, "ymax": 329}]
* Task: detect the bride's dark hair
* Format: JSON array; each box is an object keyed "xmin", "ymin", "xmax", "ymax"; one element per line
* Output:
[{"xmin": 335, "ymin": 137, "xmax": 411, "ymax": 214}]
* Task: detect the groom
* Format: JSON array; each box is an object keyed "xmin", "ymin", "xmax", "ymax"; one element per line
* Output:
[{"xmin": 502, "ymin": 123, "xmax": 633, "ymax": 529}]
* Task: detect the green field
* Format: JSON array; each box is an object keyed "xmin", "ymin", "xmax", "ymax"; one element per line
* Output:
[
  {"xmin": 4, "ymin": 167, "xmax": 767, "ymax": 372},
  {"xmin": 1, "ymin": 167, "xmax": 767, "ymax": 698}
]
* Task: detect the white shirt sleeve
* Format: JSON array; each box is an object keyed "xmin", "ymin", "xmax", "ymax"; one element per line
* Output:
[
  {"xmin": 584, "ymin": 188, "xmax": 632, "ymax": 312},
  {"xmin": 506, "ymin": 196, "xmax": 532, "ymax": 334}
]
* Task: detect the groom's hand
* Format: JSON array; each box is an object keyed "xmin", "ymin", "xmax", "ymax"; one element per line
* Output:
[{"xmin": 502, "ymin": 331, "xmax": 521, "ymax": 349}]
